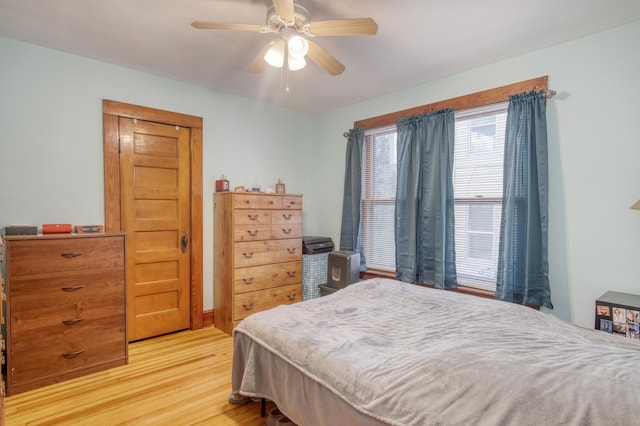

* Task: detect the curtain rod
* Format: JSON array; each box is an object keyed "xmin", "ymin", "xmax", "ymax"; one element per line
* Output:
[{"xmin": 343, "ymin": 88, "xmax": 557, "ymax": 137}]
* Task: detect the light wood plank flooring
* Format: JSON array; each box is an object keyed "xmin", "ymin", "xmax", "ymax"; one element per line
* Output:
[{"xmin": 4, "ymin": 326, "xmax": 274, "ymax": 425}]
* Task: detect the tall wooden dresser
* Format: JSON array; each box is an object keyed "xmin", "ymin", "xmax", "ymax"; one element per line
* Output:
[
  {"xmin": 2, "ymin": 233, "xmax": 127, "ymax": 395},
  {"xmin": 214, "ymin": 192, "xmax": 303, "ymax": 335}
]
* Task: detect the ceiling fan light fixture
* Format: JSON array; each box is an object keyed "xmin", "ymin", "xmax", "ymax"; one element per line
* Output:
[
  {"xmin": 287, "ymin": 35, "xmax": 309, "ymax": 58},
  {"xmin": 193, "ymin": 1, "xmax": 377, "ymax": 77},
  {"xmin": 264, "ymin": 39, "xmax": 286, "ymax": 68},
  {"xmin": 287, "ymin": 55, "xmax": 306, "ymax": 71}
]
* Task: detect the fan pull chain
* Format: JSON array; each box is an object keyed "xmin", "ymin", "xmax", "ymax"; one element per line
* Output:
[
  {"xmin": 286, "ymin": 66, "xmax": 290, "ymax": 92},
  {"xmin": 280, "ymin": 63, "xmax": 287, "ymax": 91},
  {"xmin": 282, "ymin": 47, "xmax": 289, "ymax": 92}
]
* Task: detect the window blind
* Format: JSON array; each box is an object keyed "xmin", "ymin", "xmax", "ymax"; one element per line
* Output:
[
  {"xmin": 453, "ymin": 102, "xmax": 507, "ymax": 291},
  {"xmin": 362, "ymin": 125, "xmax": 397, "ymax": 271}
]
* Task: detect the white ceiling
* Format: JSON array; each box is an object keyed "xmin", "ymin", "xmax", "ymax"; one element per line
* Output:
[{"xmin": 1, "ymin": 0, "xmax": 640, "ymax": 113}]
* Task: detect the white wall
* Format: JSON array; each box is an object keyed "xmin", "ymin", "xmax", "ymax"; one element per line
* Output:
[
  {"xmin": 3, "ymin": 20, "xmax": 640, "ymax": 329},
  {"xmin": 312, "ymin": 20, "xmax": 640, "ymax": 328},
  {"xmin": 0, "ymin": 36, "xmax": 316, "ymax": 311}
]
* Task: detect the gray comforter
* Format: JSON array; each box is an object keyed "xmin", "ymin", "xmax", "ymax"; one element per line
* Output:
[{"xmin": 233, "ymin": 278, "xmax": 640, "ymax": 425}]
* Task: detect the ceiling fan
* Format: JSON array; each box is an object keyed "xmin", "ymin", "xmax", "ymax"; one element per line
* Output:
[{"xmin": 191, "ymin": 0, "xmax": 378, "ymax": 76}]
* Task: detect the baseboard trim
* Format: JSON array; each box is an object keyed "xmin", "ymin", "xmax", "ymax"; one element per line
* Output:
[{"xmin": 203, "ymin": 310, "xmax": 214, "ymax": 327}]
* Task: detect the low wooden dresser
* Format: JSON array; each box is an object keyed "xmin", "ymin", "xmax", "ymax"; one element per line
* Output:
[
  {"xmin": 2, "ymin": 233, "xmax": 127, "ymax": 395},
  {"xmin": 214, "ymin": 192, "xmax": 303, "ymax": 335}
]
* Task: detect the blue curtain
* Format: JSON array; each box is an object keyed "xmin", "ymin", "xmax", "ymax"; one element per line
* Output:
[
  {"xmin": 395, "ymin": 109, "xmax": 457, "ymax": 289},
  {"xmin": 339, "ymin": 127, "xmax": 367, "ymax": 270},
  {"xmin": 495, "ymin": 91, "xmax": 553, "ymax": 308}
]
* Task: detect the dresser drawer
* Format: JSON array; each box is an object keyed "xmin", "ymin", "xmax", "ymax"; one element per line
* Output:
[
  {"xmin": 7, "ymin": 236, "xmax": 125, "ymax": 276},
  {"xmin": 11, "ymin": 309, "xmax": 125, "ymax": 349},
  {"xmin": 271, "ymin": 209, "xmax": 302, "ymax": 225},
  {"xmin": 9, "ymin": 329, "xmax": 127, "ymax": 391},
  {"xmin": 233, "ymin": 194, "xmax": 260, "ymax": 209},
  {"xmin": 234, "ymin": 239, "xmax": 302, "ymax": 267},
  {"xmin": 282, "ymin": 196, "xmax": 302, "ymax": 210},
  {"xmin": 9, "ymin": 268, "xmax": 124, "ymax": 310},
  {"xmin": 271, "ymin": 224, "xmax": 302, "ymax": 240},
  {"xmin": 234, "ymin": 225, "xmax": 271, "ymax": 242},
  {"xmin": 9, "ymin": 269, "xmax": 125, "ymax": 347},
  {"xmin": 233, "ymin": 261, "xmax": 302, "ymax": 294},
  {"xmin": 233, "ymin": 283, "xmax": 301, "ymax": 321},
  {"xmin": 233, "ymin": 209, "xmax": 271, "ymax": 226},
  {"xmin": 259, "ymin": 195, "xmax": 282, "ymax": 209}
]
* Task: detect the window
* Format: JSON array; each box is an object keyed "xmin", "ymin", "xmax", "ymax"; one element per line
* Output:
[
  {"xmin": 361, "ymin": 103, "xmax": 507, "ymax": 292},
  {"xmin": 453, "ymin": 103, "xmax": 507, "ymax": 291},
  {"xmin": 361, "ymin": 126, "xmax": 397, "ymax": 271}
]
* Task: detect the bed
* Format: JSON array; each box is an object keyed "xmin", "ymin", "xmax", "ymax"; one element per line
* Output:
[{"xmin": 231, "ymin": 278, "xmax": 640, "ymax": 425}]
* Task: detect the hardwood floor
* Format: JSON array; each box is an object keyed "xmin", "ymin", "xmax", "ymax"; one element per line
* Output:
[{"xmin": 4, "ymin": 327, "xmax": 274, "ymax": 425}]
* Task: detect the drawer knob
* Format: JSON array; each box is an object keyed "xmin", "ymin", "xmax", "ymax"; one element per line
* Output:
[
  {"xmin": 61, "ymin": 284, "xmax": 85, "ymax": 292},
  {"xmin": 62, "ymin": 349, "xmax": 86, "ymax": 358},
  {"xmin": 287, "ymin": 248, "xmax": 296, "ymax": 254},
  {"xmin": 282, "ymin": 228, "xmax": 292, "ymax": 234},
  {"xmin": 287, "ymin": 271, "xmax": 296, "ymax": 278},
  {"xmin": 247, "ymin": 230, "xmax": 259, "ymax": 237},
  {"xmin": 287, "ymin": 293, "xmax": 296, "ymax": 301},
  {"xmin": 243, "ymin": 252, "xmax": 254, "ymax": 259},
  {"xmin": 248, "ymin": 214, "xmax": 259, "ymax": 221},
  {"xmin": 61, "ymin": 253, "xmax": 83, "ymax": 259},
  {"xmin": 282, "ymin": 214, "xmax": 292, "ymax": 220},
  {"xmin": 242, "ymin": 303, "xmax": 254, "ymax": 311},
  {"xmin": 243, "ymin": 277, "xmax": 254, "ymax": 284},
  {"xmin": 62, "ymin": 317, "xmax": 85, "ymax": 325}
]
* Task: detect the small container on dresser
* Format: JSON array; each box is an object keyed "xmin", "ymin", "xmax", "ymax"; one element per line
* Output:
[
  {"xmin": 2, "ymin": 233, "xmax": 128, "ymax": 395},
  {"xmin": 214, "ymin": 192, "xmax": 303, "ymax": 335}
]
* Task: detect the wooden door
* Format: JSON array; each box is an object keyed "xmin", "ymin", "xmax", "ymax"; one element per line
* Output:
[
  {"xmin": 103, "ymin": 100, "xmax": 204, "ymax": 339},
  {"xmin": 119, "ymin": 118, "xmax": 191, "ymax": 341}
]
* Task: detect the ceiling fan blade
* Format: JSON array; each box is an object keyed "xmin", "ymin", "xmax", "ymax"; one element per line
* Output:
[
  {"xmin": 273, "ymin": 0, "xmax": 295, "ymax": 23},
  {"xmin": 306, "ymin": 40, "xmax": 345, "ymax": 76},
  {"xmin": 247, "ymin": 42, "xmax": 273, "ymax": 74},
  {"xmin": 191, "ymin": 21, "xmax": 264, "ymax": 32},
  {"xmin": 307, "ymin": 18, "xmax": 378, "ymax": 36}
]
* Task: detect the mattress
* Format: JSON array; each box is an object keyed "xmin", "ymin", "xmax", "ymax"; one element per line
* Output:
[{"xmin": 232, "ymin": 278, "xmax": 640, "ymax": 425}]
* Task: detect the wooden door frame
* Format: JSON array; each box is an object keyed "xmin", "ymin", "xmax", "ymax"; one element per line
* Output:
[{"xmin": 102, "ymin": 99, "xmax": 203, "ymax": 331}]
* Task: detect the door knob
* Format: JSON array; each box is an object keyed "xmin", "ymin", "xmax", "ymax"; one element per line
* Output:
[{"xmin": 181, "ymin": 235, "xmax": 189, "ymax": 253}]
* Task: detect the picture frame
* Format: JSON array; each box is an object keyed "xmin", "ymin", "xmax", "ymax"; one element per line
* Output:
[{"xmin": 276, "ymin": 183, "xmax": 285, "ymax": 194}]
